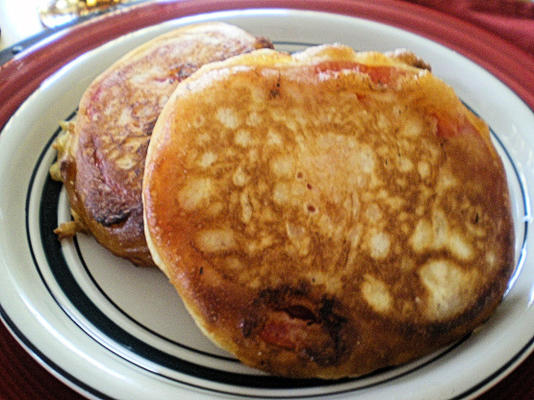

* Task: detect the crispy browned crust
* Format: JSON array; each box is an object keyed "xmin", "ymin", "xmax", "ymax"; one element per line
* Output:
[
  {"xmin": 52, "ymin": 22, "xmax": 273, "ymax": 266},
  {"xmin": 143, "ymin": 45, "xmax": 515, "ymax": 378}
]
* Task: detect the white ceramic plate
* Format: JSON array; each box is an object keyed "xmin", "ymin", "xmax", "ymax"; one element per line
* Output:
[{"xmin": 1, "ymin": 7, "xmax": 533, "ymax": 400}]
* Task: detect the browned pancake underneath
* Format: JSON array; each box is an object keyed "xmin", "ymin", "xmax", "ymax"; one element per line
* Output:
[
  {"xmin": 50, "ymin": 22, "xmax": 273, "ymax": 266},
  {"xmin": 143, "ymin": 45, "xmax": 515, "ymax": 378}
]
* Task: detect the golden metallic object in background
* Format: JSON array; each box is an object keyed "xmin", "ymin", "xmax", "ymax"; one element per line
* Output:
[{"xmin": 39, "ymin": 0, "xmax": 134, "ymax": 28}]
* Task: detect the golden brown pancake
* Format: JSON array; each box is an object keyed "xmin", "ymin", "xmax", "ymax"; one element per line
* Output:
[
  {"xmin": 50, "ymin": 22, "xmax": 273, "ymax": 266},
  {"xmin": 143, "ymin": 45, "xmax": 514, "ymax": 378}
]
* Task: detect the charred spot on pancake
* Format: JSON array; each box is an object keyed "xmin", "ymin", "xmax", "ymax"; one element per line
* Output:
[
  {"xmin": 241, "ymin": 285, "xmax": 351, "ymax": 366},
  {"xmin": 239, "ymin": 315, "xmax": 257, "ymax": 339},
  {"xmin": 283, "ymin": 304, "xmax": 317, "ymax": 322},
  {"xmin": 168, "ymin": 62, "xmax": 199, "ymax": 83},
  {"xmin": 269, "ymin": 74, "xmax": 281, "ymax": 99},
  {"xmin": 58, "ymin": 157, "xmax": 74, "ymax": 178},
  {"xmin": 254, "ymin": 36, "xmax": 275, "ymax": 50},
  {"xmin": 385, "ymin": 48, "xmax": 432, "ymax": 71},
  {"xmin": 142, "ymin": 118, "xmax": 158, "ymax": 136},
  {"xmin": 307, "ymin": 297, "xmax": 350, "ymax": 366},
  {"xmin": 95, "ymin": 208, "xmax": 131, "ymax": 227}
]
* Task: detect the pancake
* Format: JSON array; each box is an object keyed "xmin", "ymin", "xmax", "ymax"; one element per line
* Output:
[
  {"xmin": 50, "ymin": 22, "xmax": 273, "ymax": 266},
  {"xmin": 142, "ymin": 45, "xmax": 515, "ymax": 378}
]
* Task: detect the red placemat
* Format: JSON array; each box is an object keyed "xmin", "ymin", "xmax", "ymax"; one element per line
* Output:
[{"xmin": 405, "ymin": 0, "xmax": 534, "ymax": 56}]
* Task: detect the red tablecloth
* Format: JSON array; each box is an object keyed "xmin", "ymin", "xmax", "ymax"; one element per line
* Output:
[{"xmin": 406, "ymin": 0, "xmax": 534, "ymax": 56}]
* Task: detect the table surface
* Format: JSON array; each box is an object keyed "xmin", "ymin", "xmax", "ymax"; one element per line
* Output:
[{"xmin": 0, "ymin": 1, "xmax": 533, "ymax": 399}]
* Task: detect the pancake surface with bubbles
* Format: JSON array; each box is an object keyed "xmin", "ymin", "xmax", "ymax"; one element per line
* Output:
[{"xmin": 143, "ymin": 44, "xmax": 514, "ymax": 378}]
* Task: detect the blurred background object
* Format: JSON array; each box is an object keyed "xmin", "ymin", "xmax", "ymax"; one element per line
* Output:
[
  {"xmin": 0, "ymin": 0, "xmax": 43, "ymax": 50},
  {"xmin": 38, "ymin": 0, "xmax": 134, "ymax": 28},
  {"xmin": 0, "ymin": 0, "xmax": 144, "ymax": 50}
]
